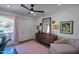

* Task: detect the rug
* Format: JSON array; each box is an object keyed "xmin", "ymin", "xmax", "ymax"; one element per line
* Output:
[
  {"xmin": 15, "ymin": 41, "xmax": 49, "ymax": 54},
  {"xmin": 3, "ymin": 45, "xmax": 17, "ymax": 54}
]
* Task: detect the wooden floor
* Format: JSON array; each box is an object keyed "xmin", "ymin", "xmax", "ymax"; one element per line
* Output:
[{"xmin": 15, "ymin": 40, "xmax": 49, "ymax": 54}]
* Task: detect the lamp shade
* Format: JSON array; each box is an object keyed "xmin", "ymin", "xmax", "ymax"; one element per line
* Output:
[{"xmin": 52, "ymin": 24, "xmax": 58, "ymax": 29}]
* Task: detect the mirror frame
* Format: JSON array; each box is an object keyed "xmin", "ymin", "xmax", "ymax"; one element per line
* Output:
[{"xmin": 42, "ymin": 17, "xmax": 51, "ymax": 34}]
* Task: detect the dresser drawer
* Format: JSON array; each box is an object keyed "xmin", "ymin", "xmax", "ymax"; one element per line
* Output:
[{"xmin": 36, "ymin": 32, "xmax": 57, "ymax": 45}]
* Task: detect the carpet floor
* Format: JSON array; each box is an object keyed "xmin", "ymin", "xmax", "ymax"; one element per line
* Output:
[{"xmin": 15, "ymin": 40, "xmax": 49, "ymax": 54}]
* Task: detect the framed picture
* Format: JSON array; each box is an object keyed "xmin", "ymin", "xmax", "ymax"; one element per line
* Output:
[{"xmin": 60, "ymin": 21, "xmax": 73, "ymax": 34}]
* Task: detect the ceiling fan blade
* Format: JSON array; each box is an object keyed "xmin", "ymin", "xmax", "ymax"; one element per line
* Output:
[
  {"xmin": 33, "ymin": 10, "xmax": 44, "ymax": 13},
  {"xmin": 21, "ymin": 4, "xmax": 30, "ymax": 10},
  {"xmin": 21, "ymin": 4, "xmax": 44, "ymax": 14}
]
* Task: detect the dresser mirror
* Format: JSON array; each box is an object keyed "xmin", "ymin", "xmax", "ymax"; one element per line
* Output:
[{"xmin": 42, "ymin": 17, "xmax": 51, "ymax": 34}]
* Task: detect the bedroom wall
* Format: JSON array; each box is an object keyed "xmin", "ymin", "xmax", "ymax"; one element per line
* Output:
[
  {"xmin": 36, "ymin": 5, "xmax": 79, "ymax": 39},
  {"xmin": 0, "ymin": 15, "xmax": 36, "ymax": 43},
  {"xmin": 16, "ymin": 17, "xmax": 36, "ymax": 42}
]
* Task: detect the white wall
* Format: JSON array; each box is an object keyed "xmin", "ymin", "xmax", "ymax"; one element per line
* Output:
[
  {"xmin": 0, "ymin": 15, "xmax": 36, "ymax": 42},
  {"xmin": 36, "ymin": 5, "xmax": 79, "ymax": 39},
  {"xmin": 16, "ymin": 17, "xmax": 36, "ymax": 41}
]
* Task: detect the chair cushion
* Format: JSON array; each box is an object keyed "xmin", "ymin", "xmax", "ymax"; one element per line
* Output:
[{"xmin": 50, "ymin": 44, "xmax": 77, "ymax": 54}]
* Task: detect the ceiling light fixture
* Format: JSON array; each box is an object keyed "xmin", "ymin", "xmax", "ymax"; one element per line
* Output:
[
  {"xmin": 30, "ymin": 11, "xmax": 34, "ymax": 14},
  {"xmin": 57, "ymin": 4, "xmax": 61, "ymax": 6},
  {"xmin": 6, "ymin": 5, "xmax": 10, "ymax": 7}
]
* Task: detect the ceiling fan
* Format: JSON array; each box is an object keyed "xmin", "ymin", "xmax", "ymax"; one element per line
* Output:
[{"xmin": 21, "ymin": 4, "xmax": 44, "ymax": 14}]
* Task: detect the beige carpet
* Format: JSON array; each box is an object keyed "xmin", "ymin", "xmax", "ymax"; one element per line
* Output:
[{"xmin": 15, "ymin": 41, "xmax": 49, "ymax": 54}]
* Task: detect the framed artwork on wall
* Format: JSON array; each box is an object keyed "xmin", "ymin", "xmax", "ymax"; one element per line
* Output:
[{"xmin": 60, "ymin": 21, "xmax": 73, "ymax": 34}]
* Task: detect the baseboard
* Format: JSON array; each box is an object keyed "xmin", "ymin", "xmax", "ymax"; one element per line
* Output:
[{"xmin": 19, "ymin": 39, "xmax": 34, "ymax": 44}]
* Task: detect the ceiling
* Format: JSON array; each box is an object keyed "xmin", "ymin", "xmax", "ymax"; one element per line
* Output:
[{"xmin": 0, "ymin": 4, "xmax": 78, "ymax": 18}]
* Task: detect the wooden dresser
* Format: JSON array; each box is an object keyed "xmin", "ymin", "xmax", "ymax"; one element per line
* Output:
[{"xmin": 36, "ymin": 32, "xmax": 57, "ymax": 45}]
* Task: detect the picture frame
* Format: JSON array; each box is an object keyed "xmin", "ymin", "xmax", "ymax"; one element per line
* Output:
[{"xmin": 60, "ymin": 21, "xmax": 73, "ymax": 34}]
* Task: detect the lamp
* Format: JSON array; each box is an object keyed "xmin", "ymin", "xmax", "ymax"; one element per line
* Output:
[
  {"xmin": 52, "ymin": 21, "xmax": 58, "ymax": 34},
  {"xmin": 53, "ymin": 24, "xmax": 58, "ymax": 30}
]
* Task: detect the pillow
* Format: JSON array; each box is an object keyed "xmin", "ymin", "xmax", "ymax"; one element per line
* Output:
[
  {"xmin": 50, "ymin": 44, "xmax": 77, "ymax": 54},
  {"xmin": 69, "ymin": 39, "xmax": 79, "ymax": 51},
  {"xmin": 54, "ymin": 39, "xmax": 70, "ymax": 44}
]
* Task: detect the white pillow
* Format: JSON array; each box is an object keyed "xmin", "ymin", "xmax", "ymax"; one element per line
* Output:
[{"xmin": 54, "ymin": 39, "xmax": 70, "ymax": 44}]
